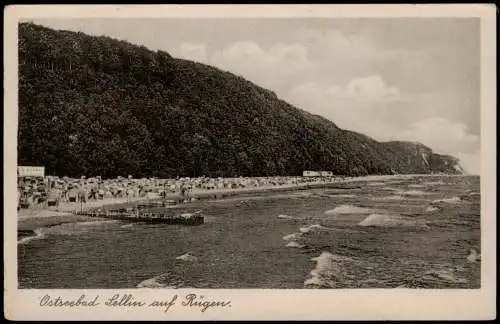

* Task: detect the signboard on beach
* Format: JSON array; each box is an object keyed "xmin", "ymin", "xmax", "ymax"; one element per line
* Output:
[
  {"xmin": 303, "ymin": 171, "xmax": 320, "ymax": 177},
  {"xmin": 303, "ymin": 171, "xmax": 333, "ymax": 177},
  {"xmin": 17, "ymin": 166, "xmax": 45, "ymax": 177}
]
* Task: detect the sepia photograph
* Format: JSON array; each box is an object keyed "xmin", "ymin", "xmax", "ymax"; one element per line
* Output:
[{"xmin": 4, "ymin": 4, "xmax": 496, "ymax": 321}]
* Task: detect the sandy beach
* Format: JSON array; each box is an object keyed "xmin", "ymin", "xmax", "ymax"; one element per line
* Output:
[
  {"xmin": 17, "ymin": 178, "xmax": 334, "ymax": 230},
  {"xmin": 17, "ymin": 174, "xmax": 451, "ymax": 232}
]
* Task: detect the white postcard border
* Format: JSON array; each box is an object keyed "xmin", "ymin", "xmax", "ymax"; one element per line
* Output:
[{"xmin": 3, "ymin": 4, "xmax": 496, "ymax": 320}]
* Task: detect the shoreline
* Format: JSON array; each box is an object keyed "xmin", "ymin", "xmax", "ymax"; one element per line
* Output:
[{"xmin": 17, "ymin": 174, "xmax": 471, "ymax": 232}]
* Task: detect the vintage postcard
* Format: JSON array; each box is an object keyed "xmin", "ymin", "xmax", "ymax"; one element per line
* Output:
[{"xmin": 3, "ymin": 4, "xmax": 496, "ymax": 321}]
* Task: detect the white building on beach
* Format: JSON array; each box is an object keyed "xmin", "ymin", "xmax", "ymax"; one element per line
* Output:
[{"xmin": 303, "ymin": 171, "xmax": 334, "ymax": 177}]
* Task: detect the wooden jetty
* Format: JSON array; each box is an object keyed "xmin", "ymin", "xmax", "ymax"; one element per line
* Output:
[
  {"xmin": 73, "ymin": 208, "xmax": 204, "ymax": 226},
  {"xmin": 136, "ymin": 201, "xmax": 167, "ymax": 208}
]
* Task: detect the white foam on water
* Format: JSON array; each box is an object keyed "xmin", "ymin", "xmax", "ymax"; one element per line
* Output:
[
  {"xmin": 299, "ymin": 224, "xmax": 328, "ymax": 233},
  {"xmin": 121, "ymin": 223, "xmax": 134, "ymax": 228},
  {"xmin": 317, "ymin": 193, "xmax": 357, "ymax": 199},
  {"xmin": 359, "ymin": 214, "xmax": 400, "ymax": 227},
  {"xmin": 370, "ymin": 195, "xmax": 404, "ymax": 201},
  {"xmin": 408, "ymin": 184, "xmax": 425, "ymax": 189},
  {"xmin": 324, "ymin": 205, "xmax": 373, "ymax": 215},
  {"xmin": 137, "ymin": 276, "xmax": 169, "ymax": 288},
  {"xmin": 175, "ymin": 253, "xmax": 198, "ymax": 262},
  {"xmin": 432, "ymin": 196, "xmax": 461, "ymax": 204},
  {"xmin": 359, "ymin": 278, "xmax": 385, "ymax": 286},
  {"xmin": 304, "ymin": 252, "xmax": 355, "ymax": 288},
  {"xmin": 277, "ymin": 214, "xmax": 296, "ymax": 220},
  {"xmin": 423, "ymin": 269, "xmax": 468, "ymax": 284},
  {"xmin": 282, "ymin": 233, "xmax": 303, "ymax": 241},
  {"xmin": 381, "ymin": 187, "xmax": 400, "ymax": 191},
  {"xmin": 322, "ymin": 194, "xmax": 357, "ymax": 198},
  {"xmin": 467, "ymin": 248, "xmax": 481, "ymax": 263},
  {"xmin": 425, "ymin": 206, "xmax": 439, "ymax": 212},
  {"xmin": 304, "ymin": 275, "xmax": 334, "ymax": 288},
  {"xmin": 367, "ymin": 182, "xmax": 387, "ymax": 186},
  {"xmin": 137, "ymin": 273, "xmax": 179, "ymax": 289},
  {"xmin": 137, "ymin": 271, "xmax": 186, "ymax": 289},
  {"xmin": 296, "ymin": 192, "xmax": 314, "ymax": 197},
  {"xmin": 332, "ymin": 194, "xmax": 357, "ymax": 198},
  {"xmin": 17, "ymin": 228, "xmax": 45, "ymax": 245},
  {"xmin": 358, "ymin": 214, "xmax": 430, "ymax": 228},
  {"xmin": 400, "ymin": 190, "xmax": 430, "ymax": 196},
  {"xmin": 425, "ymin": 180, "xmax": 446, "ymax": 186},
  {"xmin": 286, "ymin": 241, "xmax": 305, "ymax": 248}
]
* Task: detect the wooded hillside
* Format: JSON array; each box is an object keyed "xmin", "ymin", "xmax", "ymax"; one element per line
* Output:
[{"xmin": 18, "ymin": 23, "xmax": 463, "ymax": 178}]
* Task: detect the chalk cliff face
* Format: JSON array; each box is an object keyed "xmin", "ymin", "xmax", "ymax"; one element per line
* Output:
[
  {"xmin": 17, "ymin": 23, "xmax": 464, "ymax": 178},
  {"xmin": 374, "ymin": 141, "xmax": 465, "ymax": 175}
]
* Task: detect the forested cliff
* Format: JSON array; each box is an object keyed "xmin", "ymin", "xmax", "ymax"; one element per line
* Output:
[{"xmin": 18, "ymin": 23, "xmax": 463, "ymax": 178}]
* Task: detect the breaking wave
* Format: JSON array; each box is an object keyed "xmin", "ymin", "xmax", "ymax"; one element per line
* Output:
[
  {"xmin": 400, "ymin": 190, "xmax": 430, "ymax": 196},
  {"xmin": 358, "ymin": 214, "xmax": 430, "ymax": 228},
  {"xmin": 381, "ymin": 187, "xmax": 401, "ymax": 192},
  {"xmin": 137, "ymin": 276, "xmax": 172, "ymax": 288},
  {"xmin": 299, "ymin": 224, "xmax": 328, "ymax": 233},
  {"xmin": 466, "ymin": 248, "xmax": 481, "ymax": 263},
  {"xmin": 137, "ymin": 272, "xmax": 183, "ymax": 288},
  {"xmin": 304, "ymin": 252, "xmax": 357, "ymax": 288},
  {"xmin": 175, "ymin": 253, "xmax": 198, "ymax": 262},
  {"xmin": 432, "ymin": 197, "xmax": 461, "ymax": 204},
  {"xmin": 421, "ymin": 269, "xmax": 468, "ymax": 284},
  {"xmin": 370, "ymin": 195, "xmax": 404, "ymax": 201},
  {"xmin": 17, "ymin": 228, "xmax": 45, "ymax": 244},
  {"xmin": 277, "ymin": 214, "xmax": 298, "ymax": 220},
  {"xmin": 425, "ymin": 180, "xmax": 446, "ymax": 186},
  {"xmin": 367, "ymin": 182, "xmax": 387, "ymax": 186},
  {"xmin": 324, "ymin": 205, "xmax": 373, "ymax": 215},
  {"xmin": 282, "ymin": 233, "xmax": 303, "ymax": 241},
  {"xmin": 326, "ymin": 194, "xmax": 357, "ymax": 198},
  {"xmin": 286, "ymin": 241, "xmax": 305, "ymax": 248}
]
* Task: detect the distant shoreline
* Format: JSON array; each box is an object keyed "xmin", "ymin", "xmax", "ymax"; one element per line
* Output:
[
  {"xmin": 17, "ymin": 173, "xmax": 474, "ymax": 233},
  {"xmin": 17, "ymin": 180, "xmax": 339, "ymax": 231}
]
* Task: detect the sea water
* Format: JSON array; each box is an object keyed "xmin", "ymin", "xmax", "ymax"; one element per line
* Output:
[{"xmin": 18, "ymin": 175, "xmax": 480, "ymax": 289}]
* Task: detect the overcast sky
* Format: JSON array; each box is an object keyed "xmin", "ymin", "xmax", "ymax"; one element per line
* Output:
[{"xmin": 29, "ymin": 18, "xmax": 480, "ymax": 174}]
